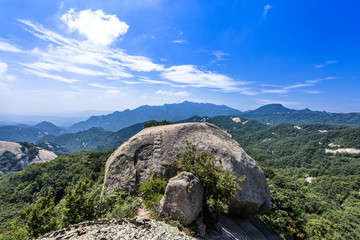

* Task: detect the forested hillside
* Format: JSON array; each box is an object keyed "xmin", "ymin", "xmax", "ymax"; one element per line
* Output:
[
  {"xmin": 0, "ymin": 117, "xmax": 359, "ymax": 239},
  {"xmin": 38, "ymin": 123, "xmax": 144, "ymax": 153},
  {"xmin": 209, "ymin": 117, "xmax": 360, "ymax": 239}
]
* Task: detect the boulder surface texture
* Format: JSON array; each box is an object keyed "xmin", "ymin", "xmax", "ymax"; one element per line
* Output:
[
  {"xmin": 103, "ymin": 122, "xmax": 271, "ymax": 217},
  {"xmin": 159, "ymin": 171, "xmax": 203, "ymax": 225}
]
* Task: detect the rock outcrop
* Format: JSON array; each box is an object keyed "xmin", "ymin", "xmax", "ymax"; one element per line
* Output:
[
  {"xmin": 38, "ymin": 219, "xmax": 192, "ymax": 240},
  {"xmin": 0, "ymin": 141, "xmax": 57, "ymax": 173},
  {"xmin": 103, "ymin": 122, "xmax": 271, "ymax": 217},
  {"xmin": 38, "ymin": 217, "xmax": 281, "ymax": 240},
  {"xmin": 159, "ymin": 171, "xmax": 203, "ymax": 225}
]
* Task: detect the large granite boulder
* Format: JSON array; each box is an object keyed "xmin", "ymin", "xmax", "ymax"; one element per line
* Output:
[
  {"xmin": 159, "ymin": 171, "xmax": 203, "ymax": 225},
  {"xmin": 102, "ymin": 122, "xmax": 271, "ymax": 217}
]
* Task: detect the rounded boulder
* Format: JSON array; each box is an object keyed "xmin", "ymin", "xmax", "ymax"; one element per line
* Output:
[{"xmin": 102, "ymin": 122, "xmax": 271, "ymax": 217}]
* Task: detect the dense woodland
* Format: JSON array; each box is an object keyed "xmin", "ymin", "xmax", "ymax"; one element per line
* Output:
[{"xmin": 0, "ymin": 117, "xmax": 359, "ymax": 239}]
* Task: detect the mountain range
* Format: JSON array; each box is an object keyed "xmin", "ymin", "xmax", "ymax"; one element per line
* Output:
[
  {"xmin": 1, "ymin": 101, "xmax": 360, "ymax": 144},
  {"xmin": 68, "ymin": 102, "xmax": 360, "ymax": 133},
  {"xmin": 66, "ymin": 101, "xmax": 241, "ymax": 132},
  {"xmin": 0, "ymin": 121, "xmax": 64, "ymax": 142},
  {"xmin": 240, "ymin": 103, "xmax": 360, "ymax": 125}
]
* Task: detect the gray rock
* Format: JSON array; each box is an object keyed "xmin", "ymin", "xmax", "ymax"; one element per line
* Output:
[
  {"xmin": 38, "ymin": 218, "xmax": 193, "ymax": 240},
  {"xmin": 0, "ymin": 141, "xmax": 57, "ymax": 172},
  {"xmin": 103, "ymin": 122, "xmax": 271, "ymax": 217},
  {"xmin": 159, "ymin": 171, "xmax": 203, "ymax": 225}
]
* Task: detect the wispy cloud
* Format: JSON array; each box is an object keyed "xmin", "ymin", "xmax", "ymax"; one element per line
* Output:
[
  {"xmin": 0, "ymin": 40, "xmax": 22, "ymax": 53},
  {"xmin": 260, "ymin": 77, "xmax": 335, "ymax": 95},
  {"xmin": 22, "ymin": 61, "xmax": 107, "ymax": 76},
  {"xmin": 17, "ymin": 16, "xmax": 164, "ymax": 83},
  {"xmin": 212, "ymin": 51, "xmax": 229, "ymax": 61},
  {"xmin": 303, "ymin": 90, "xmax": 322, "ymax": 94},
  {"xmin": 285, "ymin": 83, "xmax": 313, "ymax": 89},
  {"xmin": 171, "ymin": 40, "xmax": 188, "ymax": 44},
  {"xmin": 0, "ymin": 62, "xmax": 7, "ymax": 75},
  {"xmin": 161, "ymin": 65, "xmax": 250, "ymax": 93},
  {"xmin": 262, "ymin": 89, "xmax": 288, "ymax": 94},
  {"xmin": 314, "ymin": 60, "xmax": 338, "ymax": 68},
  {"xmin": 156, "ymin": 90, "xmax": 190, "ymax": 97},
  {"xmin": 0, "ymin": 62, "xmax": 13, "ymax": 92},
  {"xmin": 263, "ymin": 4, "xmax": 272, "ymax": 17},
  {"xmin": 24, "ymin": 68, "xmax": 79, "ymax": 83},
  {"xmin": 88, "ymin": 83, "xmax": 116, "ymax": 89}
]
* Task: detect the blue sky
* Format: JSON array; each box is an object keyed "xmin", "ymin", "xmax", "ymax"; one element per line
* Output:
[{"xmin": 0, "ymin": 0, "xmax": 359, "ymax": 115}]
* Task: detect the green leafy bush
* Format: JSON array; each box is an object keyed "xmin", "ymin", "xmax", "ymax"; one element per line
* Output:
[
  {"xmin": 175, "ymin": 143, "xmax": 240, "ymax": 220},
  {"xmin": 138, "ymin": 175, "xmax": 168, "ymax": 210},
  {"xmin": 102, "ymin": 189, "xmax": 141, "ymax": 219}
]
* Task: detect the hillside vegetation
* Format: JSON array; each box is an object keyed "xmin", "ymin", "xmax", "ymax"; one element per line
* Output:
[
  {"xmin": 0, "ymin": 117, "xmax": 359, "ymax": 239},
  {"xmin": 208, "ymin": 117, "xmax": 360, "ymax": 239}
]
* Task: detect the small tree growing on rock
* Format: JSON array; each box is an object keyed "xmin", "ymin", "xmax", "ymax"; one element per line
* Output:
[{"xmin": 175, "ymin": 143, "xmax": 241, "ymax": 224}]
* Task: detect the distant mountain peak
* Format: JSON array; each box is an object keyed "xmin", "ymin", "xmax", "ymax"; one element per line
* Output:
[
  {"xmin": 252, "ymin": 104, "xmax": 293, "ymax": 114},
  {"xmin": 34, "ymin": 121, "xmax": 60, "ymax": 130}
]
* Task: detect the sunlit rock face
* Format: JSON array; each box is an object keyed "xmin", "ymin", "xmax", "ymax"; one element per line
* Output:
[{"xmin": 103, "ymin": 122, "xmax": 271, "ymax": 217}]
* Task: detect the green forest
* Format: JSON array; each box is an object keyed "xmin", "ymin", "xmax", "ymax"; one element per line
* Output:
[{"xmin": 0, "ymin": 118, "xmax": 359, "ymax": 239}]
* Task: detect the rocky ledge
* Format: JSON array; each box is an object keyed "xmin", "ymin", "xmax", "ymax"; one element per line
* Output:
[{"xmin": 38, "ymin": 218, "xmax": 193, "ymax": 240}]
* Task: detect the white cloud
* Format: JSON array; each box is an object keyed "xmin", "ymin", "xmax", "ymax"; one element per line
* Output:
[
  {"xmin": 212, "ymin": 51, "xmax": 229, "ymax": 61},
  {"xmin": 61, "ymin": 9, "xmax": 129, "ymax": 45},
  {"xmin": 16, "ymin": 18, "xmax": 164, "ymax": 84},
  {"xmin": 24, "ymin": 68, "xmax": 79, "ymax": 83},
  {"xmin": 0, "ymin": 62, "xmax": 16, "ymax": 89},
  {"xmin": 263, "ymin": 4, "xmax": 272, "ymax": 17},
  {"xmin": 262, "ymin": 89, "xmax": 288, "ymax": 94},
  {"xmin": 156, "ymin": 90, "xmax": 190, "ymax": 97},
  {"xmin": 161, "ymin": 65, "xmax": 248, "ymax": 92},
  {"xmin": 171, "ymin": 40, "xmax": 188, "ymax": 44},
  {"xmin": 260, "ymin": 78, "xmax": 332, "ymax": 94},
  {"xmin": 304, "ymin": 90, "xmax": 322, "ymax": 94},
  {"xmin": 314, "ymin": 60, "xmax": 338, "ymax": 68},
  {"xmin": 0, "ymin": 62, "xmax": 11, "ymax": 92},
  {"xmin": 0, "ymin": 40, "xmax": 21, "ymax": 53},
  {"xmin": 88, "ymin": 83, "xmax": 115, "ymax": 89},
  {"xmin": 285, "ymin": 83, "xmax": 313, "ymax": 89},
  {"xmin": 23, "ymin": 61, "xmax": 106, "ymax": 76},
  {"xmin": 18, "ymin": 19, "xmax": 76, "ymax": 47},
  {"xmin": 119, "ymin": 55, "xmax": 164, "ymax": 72},
  {"xmin": 0, "ymin": 62, "xmax": 8, "ymax": 75}
]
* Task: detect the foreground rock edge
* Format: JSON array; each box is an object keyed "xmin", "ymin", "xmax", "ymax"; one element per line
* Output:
[{"xmin": 37, "ymin": 218, "xmax": 193, "ymax": 240}]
